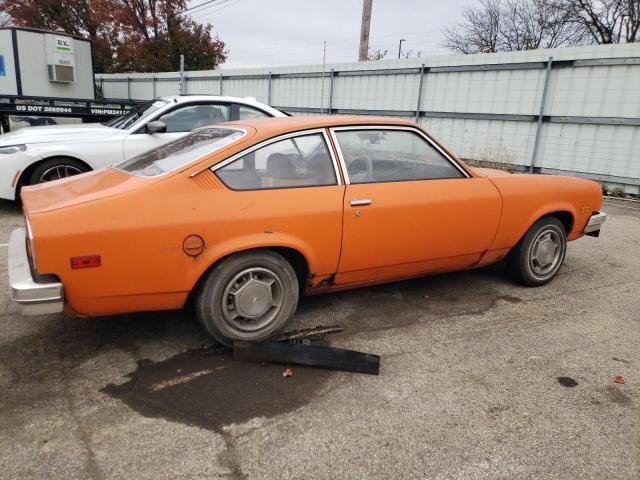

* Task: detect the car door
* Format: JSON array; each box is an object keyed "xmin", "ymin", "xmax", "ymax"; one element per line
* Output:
[
  {"xmin": 331, "ymin": 126, "xmax": 502, "ymax": 285},
  {"xmin": 122, "ymin": 103, "xmax": 231, "ymax": 160}
]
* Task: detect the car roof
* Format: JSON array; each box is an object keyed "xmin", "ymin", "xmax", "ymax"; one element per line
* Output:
[
  {"xmin": 224, "ymin": 115, "xmax": 419, "ymax": 138},
  {"xmin": 158, "ymin": 95, "xmax": 285, "ymax": 117},
  {"xmin": 160, "ymin": 95, "xmax": 271, "ymax": 107}
]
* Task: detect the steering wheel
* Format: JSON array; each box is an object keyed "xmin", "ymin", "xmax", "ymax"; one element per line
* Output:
[{"xmin": 348, "ymin": 157, "xmax": 373, "ymax": 182}]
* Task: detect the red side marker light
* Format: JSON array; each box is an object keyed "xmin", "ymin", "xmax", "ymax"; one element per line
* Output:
[{"xmin": 71, "ymin": 255, "xmax": 101, "ymax": 269}]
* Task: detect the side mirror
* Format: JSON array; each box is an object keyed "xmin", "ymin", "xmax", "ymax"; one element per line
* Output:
[{"xmin": 145, "ymin": 120, "xmax": 167, "ymax": 134}]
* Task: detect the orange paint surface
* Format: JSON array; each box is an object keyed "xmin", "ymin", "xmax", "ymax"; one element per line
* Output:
[{"xmin": 20, "ymin": 116, "xmax": 603, "ymax": 317}]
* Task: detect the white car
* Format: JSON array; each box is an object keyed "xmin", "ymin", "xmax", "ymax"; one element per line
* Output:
[{"xmin": 0, "ymin": 95, "xmax": 285, "ymax": 200}]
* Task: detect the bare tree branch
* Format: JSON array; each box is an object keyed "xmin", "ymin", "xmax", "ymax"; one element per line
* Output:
[{"xmin": 443, "ymin": 0, "xmax": 638, "ymax": 54}]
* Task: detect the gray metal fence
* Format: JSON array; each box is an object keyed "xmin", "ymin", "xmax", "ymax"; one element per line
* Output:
[{"xmin": 96, "ymin": 43, "xmax": 640, "ymax": 193}]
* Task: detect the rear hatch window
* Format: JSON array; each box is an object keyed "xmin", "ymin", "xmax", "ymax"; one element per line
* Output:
[{"xmin": 113, "ymin": 127, "xmax": 245, "ymax": 177}]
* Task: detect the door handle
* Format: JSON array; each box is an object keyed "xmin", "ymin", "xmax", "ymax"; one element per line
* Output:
[{"xmin": 350, "ymin": 198, "xmax": 372, "ymax": 207}]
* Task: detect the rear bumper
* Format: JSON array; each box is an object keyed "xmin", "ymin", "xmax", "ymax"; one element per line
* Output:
[
  {"xmin": 584, "ymin": 211, "xmax": 607, "ymax": 237},
  {"xmin": 8, "ymin": 228, "xmax": 64, "ymax": 315}
]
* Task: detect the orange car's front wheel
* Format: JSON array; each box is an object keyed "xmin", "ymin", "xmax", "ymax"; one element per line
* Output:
[
  {"xmin": 507, "ymin": 216, "xmax": 567, "ymax": 287},
  {"xmin": 195, "ymin": 250, "xmax": 299, "ymax": 346}
]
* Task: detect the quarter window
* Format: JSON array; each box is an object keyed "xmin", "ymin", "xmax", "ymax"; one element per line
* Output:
[
  {"xmin": 216, "ymin": 133, "xmax": 337, "ymax": 190},
  {"xmin": 238, "ymin": 105, "xmax": 270, "ymax": 120},
  {"xmin": 335, "ymin": 129, "xmax": 464, "ymax": 184},
  {"xmin": 114, "ymin": 127, "xmax": 244, "ymax": 177}
]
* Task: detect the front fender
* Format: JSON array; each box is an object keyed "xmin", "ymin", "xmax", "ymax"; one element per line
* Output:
[
  {"xmin": 0, "ymin": 148, "xmax": 44, "ymax": 200},
  {"xmin": 512, "ymin": 201, "xmax": 577, "ymax": 245},
  {"xmin": 488, "ymin": 174, "xmax": 601, "ymax": 249}
]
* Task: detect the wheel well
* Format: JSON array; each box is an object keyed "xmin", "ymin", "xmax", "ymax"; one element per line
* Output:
[
  {"xmin": 184, "ymin": 246, "xmax": 310, "ymax": 310},
  {"xmin": 16, "ymin": 156, "xmax": 92, "ymax": 200},
  {"xmin": 546, "ymin": 211, "xmax": 574, "ymax": 234}
]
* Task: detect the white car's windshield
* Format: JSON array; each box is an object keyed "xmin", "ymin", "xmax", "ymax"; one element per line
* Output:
[
  {"xmin": 104, "ymin": 99, "xmax": 169, "ymax": 130},
  {"xmin": 113, "ymin": 127, "xmax": 246, "ymax": 177}
]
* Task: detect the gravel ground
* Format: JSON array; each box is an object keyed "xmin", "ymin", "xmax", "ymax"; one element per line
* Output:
[{"xmin": 0, "ymin": 198, "xmax": 638, "ymax": 480}]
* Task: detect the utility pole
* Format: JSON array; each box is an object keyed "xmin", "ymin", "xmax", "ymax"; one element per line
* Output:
[
  {"xmin": 320, "ymin": 41, "xmax": 326, "ymax": 114},
  {"xmin": 397, "ymin": 39, "xmax": 405, "ymax": 59},
  {"xmin": 358, "ymin": 0, "xmax": 373, "ymax": 61}
]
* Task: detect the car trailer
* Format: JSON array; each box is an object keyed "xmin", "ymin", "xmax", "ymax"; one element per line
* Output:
[{"xmin": 0, "ymin": 94, "xmax": 143, "ymax": 134}]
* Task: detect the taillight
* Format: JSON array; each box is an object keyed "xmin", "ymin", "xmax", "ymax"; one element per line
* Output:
[{"xmin": 70, "ymin": 255, "xmax": 101, "ymax": 269}]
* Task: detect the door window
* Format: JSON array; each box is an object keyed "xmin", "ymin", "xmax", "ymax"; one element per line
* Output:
[
  {"xmin": 216, "ymin": 133, "xmax": 337, "ymax": 190},
  {"xmin": 158, "ymin": 104, "xmax": 230, "ymax": 132},
  {"xmin": 335, "ymin": 129, "xmax": 465, "ymax": 184}
]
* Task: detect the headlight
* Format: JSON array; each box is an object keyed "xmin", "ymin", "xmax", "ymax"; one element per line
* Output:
[{"xmin": 0, "ymin": 144, "xmax": 27, "ymax": 154}]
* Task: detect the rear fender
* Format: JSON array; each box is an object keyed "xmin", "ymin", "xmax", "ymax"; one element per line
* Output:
[{"xmin": 188, "ymin": 231, "xmax": 318, "ymax": 289}]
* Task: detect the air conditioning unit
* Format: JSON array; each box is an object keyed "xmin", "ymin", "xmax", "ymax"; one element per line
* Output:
[{"xmin": 48, "ymin": 64, "xmax": 75, "ymax": 83}]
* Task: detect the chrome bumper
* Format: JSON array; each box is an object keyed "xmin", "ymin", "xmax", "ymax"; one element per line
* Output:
[
  {"xmin": 8, "ymin": 228, "xmax": 63, "ymax": 315},
  {"xmin": 584, "ymin": 211, "xmax": 607, "ymax": 237}
]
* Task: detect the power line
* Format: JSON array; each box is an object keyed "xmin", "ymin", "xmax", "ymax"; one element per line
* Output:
[
  {"xmin": 179, "ymin": 0, "xmax": 232, "ymax": 15},
  {"xmin": 187, "ymin": 0, "xmax": 241, "ymax": 16}
]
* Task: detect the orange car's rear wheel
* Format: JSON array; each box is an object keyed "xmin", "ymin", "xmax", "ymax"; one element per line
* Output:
[
  {"xmin": 507, "ymin": 216, "xmax": 567, "ymax": 287},
  {"xmin": 195, "ymin": 250, "xmax": 299, "ymax": 346}
]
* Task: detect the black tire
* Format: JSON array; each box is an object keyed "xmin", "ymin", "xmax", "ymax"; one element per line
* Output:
[
  {"xmin": 28, "ymin": 158, "xmax": 90, "ymax": 185},
  {"xmin": 195, "ymin": 250, "xmax": 299, "ymax": 345},
  {"xmin": 507, "ymin": 216, "xmax": 567, "ymax": 287}
]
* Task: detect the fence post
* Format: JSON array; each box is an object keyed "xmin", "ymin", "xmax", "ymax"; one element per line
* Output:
[
  {"xmin": 152, "ymin": 76, "xmax": 156, "ymax": 99},
  {"xmin": 415, "ymin": 64, "xmax": 425, "ymax": 123},
  {"xmin": 126, "ymin": 77, "xmax": 131, "ymax": 100},
  {"xmin": 530, "ymin": 56, "xmax": 553, "ymax": 173},
  {"xmin": 328, "ymin": 68, "xmax": 335, "ymax": 114},
  {"xmin": 219, "ymin": 72, "xmax": 223, "ymax": 95},
  {"xmin": 267, "ymin": 71, "xmax": 272, "ymax": 105}
]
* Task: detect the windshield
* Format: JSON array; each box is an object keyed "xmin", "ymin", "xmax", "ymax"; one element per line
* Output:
[
  {"xmin": 113, "ymin": 127, "xmax": 246, "ymax": 177},
  {"xmin": 104, "ymin": 99, "xmax": 168, "ymax": 130}
]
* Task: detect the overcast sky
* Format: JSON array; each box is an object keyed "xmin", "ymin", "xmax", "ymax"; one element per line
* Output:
[{"xmin": 185, "ymin": 0, "xmax": 479, "ymax": 69}]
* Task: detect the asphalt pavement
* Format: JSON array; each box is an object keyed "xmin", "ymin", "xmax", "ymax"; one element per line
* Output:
[{"xmin": 0, "ymin": 198, "xmax": 638, "ymax": 480}]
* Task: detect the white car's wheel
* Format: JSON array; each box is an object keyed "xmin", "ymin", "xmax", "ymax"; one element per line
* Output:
[{"xmin": 29, "ymin": 158, "xmax": 90, "ymax": 185}]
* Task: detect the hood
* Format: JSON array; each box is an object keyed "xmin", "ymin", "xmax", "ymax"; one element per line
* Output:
[
  {"xmin": 21, "ymin": 168, "xmax": 150, "ymax": 214},
  {"xmin": 0, "ymin": 123, "xmax": 121, "ymax": 146},
  {"xmin": 470, "ymin": 166, "xmax": 513, "ymax": 178}
]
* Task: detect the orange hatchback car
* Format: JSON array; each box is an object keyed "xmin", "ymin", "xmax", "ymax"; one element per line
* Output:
[{"xmin": 9, "ymin": 116, "xmax": 606, "ymax": 345}]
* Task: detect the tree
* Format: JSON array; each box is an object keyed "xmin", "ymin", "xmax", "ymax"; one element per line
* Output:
[
  {"xmin": 442, "ymin": 0, "xmax": 638, "ymax": 54},
  {"xmin": 0, "ymin": 0, "xmax": 12, "ymax": 26},
  {"xmin": 556, "ymin": 0, "xmax": 639, "ymax": 43},
  {"xmin": 367, "ymin": 48, "xmax": 388, "ymax": 60},
  {"xmin": 3, "ymin": 0, "xmax": 227, "ymax": 73}
]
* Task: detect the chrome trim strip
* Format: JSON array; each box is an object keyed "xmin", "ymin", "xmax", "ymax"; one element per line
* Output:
[
  {"xmin": 207, "ymin": 128, "xmax": 343, "ymax": 186},
  {"xmin": 328, "ymin": 125, "xmax": 471, "ymax": 182},
  {"xmin": 328, "ymin": 128, "xmax": 350, "ymax": 185},
  {"xmin": 321, "ymin": 129, "xmax": 342, "ymax": 186}
]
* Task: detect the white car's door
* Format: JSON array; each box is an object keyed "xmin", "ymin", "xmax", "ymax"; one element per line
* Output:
[{"xmin": 122, "ymin": 103, "xmax": 231, "ymax": 160}]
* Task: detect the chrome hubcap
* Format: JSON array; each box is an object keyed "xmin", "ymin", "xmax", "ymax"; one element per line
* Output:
[
  {"xmin": 39, "ymin": 165, "xmax": 83, "ymax": 183},
  {"xmin": 529, "ymin": 230, "xmax": 563, "ymax": 278},
  {"xmin": 222, "ymin": 267, "xmax": 283, "ymax": 332}
]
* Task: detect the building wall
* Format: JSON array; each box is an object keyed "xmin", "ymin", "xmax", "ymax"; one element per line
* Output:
[{"xmin": 96, "ymin": 43, "xmax": 640, "ymax": 192}]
